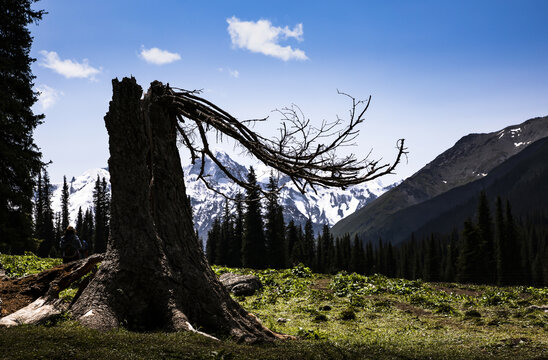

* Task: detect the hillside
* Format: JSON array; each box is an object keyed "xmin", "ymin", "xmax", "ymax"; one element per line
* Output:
[{"xmin": 331, "ymin": 116, "xmax": 548, "ymax": 242}]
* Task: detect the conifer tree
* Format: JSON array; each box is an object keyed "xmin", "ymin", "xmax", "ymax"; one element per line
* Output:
[
  {"xmin": 316, "ymin": 224, "xmax": 334, "ymax": 273},
  {"xmin": 264, "ymin": 174, "xmax": 286, "ymax": 268},
  {"xmin": 285, "ymin": 220, "xmax": 300, "ymax": 267},
  {"xmin": 227, "ymin": 193, "xmax": 244, "ymax": 267},
  {"xmin": 75, "ymin": 207, "xmax": 84, "ymax": 236},
  {"xmin": 241, "ymin": 167, "xmax": 266, "ymax": 268},
  {"xmin": 504, "ymin": 200, "xmax": 522, "ymax": 284},
  {"xmin": 61, "ymin": 175, "xmax": 70, "ymax": 230},
  {"xmin": 81, "ymin": 208, "xmax": 94, "ymax": 251},
  {"xmin": 37, "ymin": 169, "xmax": 55, "ymax": 257},
  {"xmin": 206, "ymin": 218, "xmax": 221, "ymax": 264},
  {"xmin": 0, "ymin": 0, "xmax": 46, "ymax": 253},
  {"xmin": 93, "ymin": 176, "xmax": 110, "ymax": 253},
  {"xmin": 477, "ymin": 191, "xmax": 496, "ymax": 283},
  {"xmin": 458, "ymin": 219, "xmax": 481, "ymax": 283},
  {"xmin": 216, "ymin": 200, "xmax": 232, "ymax": 266},
  {"xmin": 350, "ymin": 235, "xmax": 365, "ymax": 274},
  {"xmin": 34, "ymin": 171, "xmax": 44, "ymax": 239}
]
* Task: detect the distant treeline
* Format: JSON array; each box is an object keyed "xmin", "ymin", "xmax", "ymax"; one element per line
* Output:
[
  {"xmin": 32, "ymin": 169, "xmax": 110, "ymax": 257},
  {"xmin": 207, "ymin": 186, "xmax": 548, "ymax": 287}
]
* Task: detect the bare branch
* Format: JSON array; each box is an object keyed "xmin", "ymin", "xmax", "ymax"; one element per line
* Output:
[{"xmin": 164, "ymin": 86, "xmax": 407, "ymax": 195}]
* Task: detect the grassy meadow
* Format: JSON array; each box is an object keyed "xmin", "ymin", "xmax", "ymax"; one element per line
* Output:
[{"xmin": 0, "ymin": 253, "xmax": 547, "ymax": 359}]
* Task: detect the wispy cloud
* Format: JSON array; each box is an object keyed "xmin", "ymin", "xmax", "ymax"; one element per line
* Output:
[
  {"xmin": 140, "ymin": 46, "xmax": 181, "ymax": 65},
  {"xmin": 218, "ymin": 67, "xmax": 240, "ymax": 78},
  {"xmin": 226, "ymin": 16, "xmax": 308, "ymax": 61},
  {"xmin": 36, "ymin": 84, "xmax": 63, "ymax": 110},
  {"xmin": 39, "ymin": 51, "xmax": 101, "ymax": 80}
]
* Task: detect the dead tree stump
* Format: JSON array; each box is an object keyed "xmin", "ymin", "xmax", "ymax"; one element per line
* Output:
[{"xmin": 70, "ymin": 78, "xmax": 283, "ymax": 342}]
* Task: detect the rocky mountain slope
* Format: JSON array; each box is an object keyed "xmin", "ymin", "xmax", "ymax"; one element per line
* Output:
[{"xmin": 331, "ymin": 115, "xmax": 548, "ymax": 242}]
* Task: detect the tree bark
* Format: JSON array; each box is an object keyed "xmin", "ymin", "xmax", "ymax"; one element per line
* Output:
[{"xmin": 70, "ymin": 78, "xmax": 282, "ymax": 342}]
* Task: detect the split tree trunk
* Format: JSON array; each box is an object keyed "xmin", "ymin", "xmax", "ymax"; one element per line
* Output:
[{"xmin": 70, "ymin": 78, "xmax": 280, "ymax": 341}]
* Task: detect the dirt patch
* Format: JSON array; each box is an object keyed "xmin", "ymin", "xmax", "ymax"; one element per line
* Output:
[
  {"xmin": 394, "ymin": 301, "xmax": 432, "ymax": 317},
  {"xmin": 310, "ymin": 278, "xmax": 333, "ymax": 292}
]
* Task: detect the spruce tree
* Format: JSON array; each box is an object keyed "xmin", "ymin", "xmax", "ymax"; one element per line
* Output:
[
  {"xmin": 206, "ymin": 218, "xmax": 221, "ymax": 264},
  {"xmin": 81, "ymin": 208, "xmax": 94, "ymax": 251},
  {"xmin": 504, "ymin": 200, "xmax": 523, "ymax": 284},
  {"xmin": 476, "ymin": 191, "xmax": 496, "ymax": 283},
  {"xmin": 227, "ymin": 193, "xmax": 244, "ymax": 267},
  {"xmin": 93, "ymin": 176, "xmax": 110, "ymax": 253},
  {"xmin": 241, "ymin": 167, "xmax": 266, "ymax": 268},
  {"xmin": 458, "ymin": 219, "xmax": 481, "ymax": 284},
  {"xmin": 294, "ymin": 218, "xmax": 315, "ymax": 268},
  {"xmin": 350, "ymin": 235, "xmax": 365, "ymax": 274},
  {"xmin": 61, "ymin": 175, "xmax": 70, "ymax": 230},
  {"xmin": 316, "ymin": 224, "xmax": 334, "ymax": 273},
  {"xmin": 75, "ymin": 207, "xmax": 84, "ymax": 236},
  {"xmin": 37, "ymin": 169, "xmax": 55, "ymax": 257},
  {"xmin": 0, "ymin": 0, "xmax": 46, "ymax": 253},
  {"xmin": 216, "ymin": 200, "xmax": 232, "ymax": 266},
  {"xmin": 285, "ymin": 220, "xmax": 300, "ymax": 267},
  {"xmin": 264, "ymin": 174, "xmax": 286, "ymax": 268}
]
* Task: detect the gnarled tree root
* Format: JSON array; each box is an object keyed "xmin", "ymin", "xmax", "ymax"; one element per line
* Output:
[{"xmin": 0, "ymin": 254, "xmax": 103, "ymax": 327}]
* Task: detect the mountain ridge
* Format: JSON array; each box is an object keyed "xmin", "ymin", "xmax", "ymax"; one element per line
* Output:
[{"xmin": 331, "ymin": 115, "xmax": 548, "ymax": 241}]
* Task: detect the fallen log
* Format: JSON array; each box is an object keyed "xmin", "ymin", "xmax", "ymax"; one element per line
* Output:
[{"xmin": 0, "ymin": 254, "xmax": 103, "ymax": 326}]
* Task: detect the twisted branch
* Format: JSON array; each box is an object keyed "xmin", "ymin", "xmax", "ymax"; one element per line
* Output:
[{"xmin": 164, "ymin": 87, "xmax": 407, "ymax": 196}]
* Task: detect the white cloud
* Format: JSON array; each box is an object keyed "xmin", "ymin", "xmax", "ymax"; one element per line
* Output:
[
  {"xmin": 36, "ymin": 84, "xmax": 63, "ymax": 110},
  {"xmin": 229, "ymin": 69, "xmax": 239, "ymax": 78},
  {"xmin": 218, "ymin": 67, "xmax": 240, "ymax": 78},
  {"xmin": 39, "ymin": 51, "xmax": 101, "ymax": 80},
  {"xmin": 227, "ymin": 16, "xmax": 308, "ymax": 61},
  {"xmin": 140, "ymin": 46, "xmax": 181, "ymax": 65}
]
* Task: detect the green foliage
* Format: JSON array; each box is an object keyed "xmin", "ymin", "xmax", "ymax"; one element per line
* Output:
[
  {"xmin": 330, "ymin": 272, "xmax": 424, "ymax": 297},
  {"xmin": 3, "ymin": 255, "xmax": 548, "ymax": 359},
  {"xmin": 0, "ymin": 252, "xmax": 61, "ymax": 277}
]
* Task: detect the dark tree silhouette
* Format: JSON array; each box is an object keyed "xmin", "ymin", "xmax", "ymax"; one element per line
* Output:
[
  {"xmin": 67, "ymin": 77, "xmax": 405, "ymax": 341},
  {"xmin": 0, "ymin": 0, "xmax": 45, "ymax": 253},
  {"xmin": 61, "ymin": 176, "xmax": 70, "ymax": 230}
]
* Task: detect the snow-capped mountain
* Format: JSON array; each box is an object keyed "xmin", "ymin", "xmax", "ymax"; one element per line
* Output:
[
  {"xmin": 51, "ymin": 151, "xmax": 397, "ymax": 241},
  {"xmin": 50, "ymin": 168, "xmax": 111, "ymax": 222}
]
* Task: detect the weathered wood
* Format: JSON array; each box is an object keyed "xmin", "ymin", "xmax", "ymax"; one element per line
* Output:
[
  {"xmin": 70, "ymin": 78, "xmax": 285, "ymax": 342},
  {"xmin": 0, "ymin": 254, "xmax": 103, "ymax": 326}
]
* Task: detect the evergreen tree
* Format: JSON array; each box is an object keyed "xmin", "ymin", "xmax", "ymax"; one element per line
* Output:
[
  {"xmin": 34, "ymin": 171, "xmax": 44, "ymax": 239},
  {"xmin": 36, "ymin": 169, "xmax": 55, "ymax": 257},
  {"xmin": 215, "ymin": 200, "xmax": 232, "ymax": 266},
  {"xmin": 316, "ymin": 224, "xmax": 334, "ymax": 273},
  {"xmin": 264, "ymin": 174, "xmax": 286, "ymax": 268},
  {"xmin": 81, "ymin": 208, "xmax": 94, "ymax": 251},
  {"xmin": 206, "ymin": 218, "xmax": 221, "ymax": 264},
  {"xmin": 423, "ymin": 235, "xmax": 440, "ymax": 281},
  {"xmin": 285, "ymin": 220, "xmax": 300, "ymax": 266},
  {"xmin": 476, "ymin": 191, "xmax": 496, "ymax": 283},
  {"xmin": 350, "ymin": 235, "xmax": 365, "ymax": 274},
  {"xmin": 61, "ymin": 175, "xmax": 70, "ymax": 230},
  {"xmin": 93, "ymin": 176, "xmax": 110, "ymax": 253},
  {"xmin": 458, "ymin": 219, "xmax": 481, "ymax": 283},
  {"xmin": 294, "ymin": 218, "xmax": 315, "ymax": 267},
  {"xmin": 241, "ymin": 167, "xmax": 266, "ymax": 268},
  {"xmin": 227, "ymin": 193, "xmax": 244, "ymax": 267},
  {"xmin": 0, "ymin": 0, "xmax": 46, "ymax": 253},
  {"xmin": 504, "ymin": 200, "xmax": 523, "ymax": 284},
  {"xmin": 75, "ymin": 207, "xmax": 84, "ymax": 236}
]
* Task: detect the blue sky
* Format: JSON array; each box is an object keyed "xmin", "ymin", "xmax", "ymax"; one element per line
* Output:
[{"xmin": 30, "ymin": 0, "xmax": 548, "ymax": 184}]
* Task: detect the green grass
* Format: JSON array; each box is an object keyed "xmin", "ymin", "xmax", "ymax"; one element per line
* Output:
[{"xmin": 1, "ymin": 256, "xmax": 547, "ymax": 359}]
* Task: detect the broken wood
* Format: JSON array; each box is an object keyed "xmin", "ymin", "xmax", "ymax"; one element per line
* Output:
[{"xmin": 0, "ymin": 254, "xmax": 103, "ymax": 326}]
